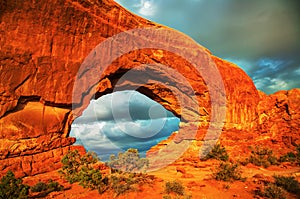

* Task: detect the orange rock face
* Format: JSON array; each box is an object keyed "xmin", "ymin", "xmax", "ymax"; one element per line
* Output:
[
  {"xmin": 256, "ymin": 89, "xmax": 300, "ymax": 146},
  {"xmin": 0, "ymin": 0, "xmax": 299, "ymax": 177}
]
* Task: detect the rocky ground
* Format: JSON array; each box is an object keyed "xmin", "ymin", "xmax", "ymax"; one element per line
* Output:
[{"xmin": 22, "ymin": 157, "xmax": 300, "ymax": 198}]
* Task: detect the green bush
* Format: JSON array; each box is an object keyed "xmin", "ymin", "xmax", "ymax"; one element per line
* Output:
[
  {"xmin": 279, "ymin": 146, "xmax": 300, "ymax": 164},
  {"xmin": 59, "ymin": 150, "xmax": 83, "ymax": 183},
  {"xmin": 256, "ymin": 184, "xmax": 286, "ymax": 199},
  {"xmin": 77, "ymin": 165, "xmax": 104, "ymax": 190},
  {"xmin": 273, "ymin": 175, "xmax": 300, "ymax": 195},
  {"xmin": 163, "ymin": 195, "xmax": 192, "ymax": 199},
  {"xmin": 59, "ymin": 150, "xmax": 105, "ymax": 193},
  {"xmin": 202, "ymin": 144, "xmax": 229, "ymax": 161},
  {"xmin": 246, "ymin": 146, "xmax": 278, "ymax": 168},
  {"xmin": 30, "ymin": 180, "xmax": 64, "ymax": 197},
  {"xmin": 0, "ymin": 170, "xmax": 29, "ymax": 199},
  {"xmin": 110, "ymin": 174, "xmax": 134, "ymax": 196},
  {"xmin": 279, "ymin": 152, "xmax": 297, "ymax": 163},
  {"xmin": 213, "ymin": 162, "xmax": 243, "ymax": 182},
  {"xmin": 106, "ymin": 148, "xmax": 149, "ymax": 172},
  {"xmin": 0, "ymin": 170, "xmax": 63, "ymax": 199},
  {"xmin": 165, "ymin": 180, "xmax": 185, "ymax": 196},
  {"xmin": 31, "ymin": 182, "xmax": 48, "ymax": 192},
  {"xmin": 60, "ymin": 149, "xmax": 153, "ymax": 196},
  {"xmin": 109, "ymin": 172, "xmax": 153, "ymax": 196},
  {"xmin": 47, "ymin": 180, "xmax": 64, "ymax": 192},
  {"xmin": 297, "ymin": 146, "xmax": 300, "ymax": 164}
]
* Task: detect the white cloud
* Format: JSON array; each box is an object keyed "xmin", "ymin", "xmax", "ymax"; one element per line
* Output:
[
  {"xmin": 268, "ymin": 78, "xmax": 288, "ymax": 90},
  {"xmin": 137, "ymin": 0, "xmax": 157, "ymax": 17},
  {"xmin": 70, "ymin": 117, "xmax": 180, "ymax": 160},
  {"xmin": 253, "ymin": 77, "xmax": 269, "ymax": 90},
  {"xmin": 71, "ymin": 90, "xmax": 181, "ymax": 160},
  {"xmin": 256, "ymin": 58, "xmax": 285, "ymax": 72},
  {"xmin": 254, "ymin": 77, "xmax": 288, "ymax": 94},
  {"xmin": 74, "ymin": 90, "xmax": 173, "ymax": 124}
]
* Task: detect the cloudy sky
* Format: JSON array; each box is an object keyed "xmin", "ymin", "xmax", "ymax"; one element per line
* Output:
[
  {"xmin": 115, "ymin": 0, "xmax": 300, "ymax": 94},
  {"xmin": 70, "ymin": 91, "xmax": 180, "ymax": 160}
]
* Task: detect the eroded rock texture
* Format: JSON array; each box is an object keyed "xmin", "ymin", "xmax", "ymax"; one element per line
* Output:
[
  {"xmin": 257, "ymin": 89, "xmax": 300, "ymax": 146},
  {"xmin": 0, "ymin": 0, "xmax": 299, "ymax": 177}
]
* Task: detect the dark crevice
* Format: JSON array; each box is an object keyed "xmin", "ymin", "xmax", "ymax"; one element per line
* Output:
[
  {"xmin": 136, "ymin": 86, "xmax": 172, "ymax": 104},
  {"xmin": 49, "ymin": 36, "xmax": 54, "ymax": 55},
  {"xmin": 13, "ymin": 74, "xmax": 32, "ymax": 91},
  {"xmin": 18, "ymin": 96, "xmax": 41, "ymax": 104},
  {"xmin": 61, "ymin": 111, "xmax": 72, "ymax": 137},
  {"xmin": 74, "ymin": 69, "xmax": 131, "ymax": 107},
  {"xmin": 284, "ymin": 104, "xmax": 291, "ymax": 116},
  {"xmin": 72, "ymin": 80, "xmax": 99, "ymax": 109},
  {"xmin": 105, "ymin": 68, "xmax": 131, "ymax": 87},
  {"xmin": 43, "ymin": 101, "xmax": 72, "ymax": 109},
  {"xmin": 0, "ymin": 96, "xmax": 41, "ymax": 119},
  {"xmin": 94, "ymin": 88, "xmax": 113, "ymax": 99},
  {"xmin": 0, "ymin": 95, "xmax": 72, "ymax": 120}
]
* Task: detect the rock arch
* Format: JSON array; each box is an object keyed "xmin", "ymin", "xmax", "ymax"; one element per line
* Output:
[{"xmin": 0, "ymin": 0, "xmax": 261, "ymax": 177}]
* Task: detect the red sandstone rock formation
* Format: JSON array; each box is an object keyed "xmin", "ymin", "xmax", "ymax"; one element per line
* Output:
[
  {"xmin": 0, "ymin": 0, "xmax": 299, "ymax": 177},
  {"xmin": 257, "ymin": 89, "xmax": 300, "ymax": 146}
]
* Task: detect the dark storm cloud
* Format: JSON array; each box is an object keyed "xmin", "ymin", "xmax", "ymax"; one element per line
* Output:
[{"xmin": 115, "ymin": 0, "xmax": 300, "ymax": 94}]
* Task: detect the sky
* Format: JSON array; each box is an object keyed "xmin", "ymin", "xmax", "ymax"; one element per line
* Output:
[
  {"xmin": 70, "ymin": 91, "xmax": 180, "ymax": 160},
  {"xmin": 114, "ymin": 0, "xmax": 300, "ymax": 94}
]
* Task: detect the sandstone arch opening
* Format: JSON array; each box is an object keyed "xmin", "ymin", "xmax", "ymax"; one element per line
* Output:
[{"xmin": 70, "ymin": 90, "xmax": 180, "ymax": 160}]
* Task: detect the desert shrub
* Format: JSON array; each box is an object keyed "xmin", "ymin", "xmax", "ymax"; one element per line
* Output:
[
  {"xmin": 31, "ymin": 180, "xmax": 64, "ymax": 197},
  {"xmin": 110, "ymin": 174, "xmax": 135, "ymax": 196},
  {"xmin": 279, "ymin": 152, "xmax": 297, "ymax": 163},
  {"xmin": 109, "ymin": 172, "xmax": 153, "ymax": 196},
  {"xmin": 0, "ymin": 170, "xmax": 29, "ymax": 199},
  {"xmin": 31, "ymin": 182, "xmax": 48, "ymax": 192},
  {"xmin": 60, "ymin": 149, "xmax": 153, "ymax": 196},
  {"xmin": 59, "ymin": 150, "xmax": 105, "ymax": 193},
  {"xmin": 163, "ymin": 195, "xmax": 192, "ymax": 199},
  {"xmin": 273, "ymin": 175, "xmax": 300, "ymax": 195},
  {"xmin": 255, "ymin": 184, "xmax": 286, "ymax": 199},
  {"xmin": 59, "ymin": 150, "xmax": 83, "ymax": 183},
  {"xmin": 264, "ymin": 184, "xmax": 286, "ymax": 199},
  {"xmin": 106, "ymin": 148, "xmax": 149, "ymax": 172},
  {"xmin": 296, "ymin": 146, "xmax": 300, "ymax": 164},
  {"xmin": 254, "ymin": 175, "xmax": 300, "ymax": 199},
  {"xmin": 47, "ymin": 180, "xmax": 64, "ymax": 192},
  {"xmin": 202, "ymin": 144, "xmax": 229, "ymax": 161},
  {"xmin": 77, "ymin": 165, "xmax": 104, "ymax": 190},
  {"xmin": 165, "ymin": 180, "xmax": 185, "ymax": 196},
  {"xmin": 213, "ymin": 162, "xmax": 243, "ymax": 182},
  {"xmin": 246, "ymin": 146, "xmax": 278, "ymax": 168},
  {"xmin": 279, "ymin": 146, "xmax": 300, "ymax": 164}
]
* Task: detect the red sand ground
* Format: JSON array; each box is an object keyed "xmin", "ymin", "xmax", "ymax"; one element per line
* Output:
[{"xmin": 22, "ymin": 159, "xmax": 300, "ymax": 199}]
